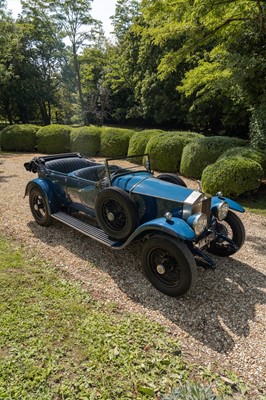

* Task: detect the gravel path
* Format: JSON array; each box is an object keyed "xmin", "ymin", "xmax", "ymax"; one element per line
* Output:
[{"xmin": 1, "ymin": 153, "xmax": 265, "ymax": 396}]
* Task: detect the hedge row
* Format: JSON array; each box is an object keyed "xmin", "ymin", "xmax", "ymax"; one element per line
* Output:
[
  {"xmin": 180, "ymin": 136, "xmax": 247, "ymax": 179},
  {"xmin": 0, "ymin": 125, "xmax": 136, "ymax": 157},
  {"xmin": 202, "ymin": 156, "xmax": 263, "ymax": 197},
  {"xmin": 1, "ymin": 124, "xmax": 264, "ymax": 197}
]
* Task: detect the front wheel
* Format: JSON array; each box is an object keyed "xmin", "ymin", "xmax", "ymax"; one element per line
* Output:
[
  {"xmin": 142, "ymin": 235, "xmax": 197, "ymax": 297},
  {"xmin": 207, "ymin": 211, "xmax": 245, "ymax": 257},
  {"xmin": 29, "ymin": 186, "xmax": 53, "ymax": 226}
]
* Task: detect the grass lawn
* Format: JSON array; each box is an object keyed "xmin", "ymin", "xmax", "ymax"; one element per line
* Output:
[{"xmin": 0, "ymin": 236, "xmax": 247, "ymax": 400}]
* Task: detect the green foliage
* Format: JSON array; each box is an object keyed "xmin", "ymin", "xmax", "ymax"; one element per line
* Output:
[
  {"xmin": 37, "ymin": 124, "xmax": 71, "ymax": 154},
  {"xmin": 0, "ymin": 234, "xmax": 246, "ymax": 399},
  {"xmin": 162, "ymin": 382, "xmax": 220, "ymax": 400},
  {"xmin": 218, "ymin": 146, "xmax": 266, "ymax": 176},
  {"xmin": 0, "ymin": 124, "xmax": 39, "ymax": 151},
  {"xmin": 145, "ymin": 132, "xmax": 201, "ymax": 172},
  {"xmin": 70, "ymin": 126, "xmax": 102, "ymax": 156},
  {"xmin": 249, "ymin": 104, "xmax": 266, "ymax": 150},
  {"xmin": 127, "ymin": 129, "xmax": 163, "ymax": 158},
  {"xmin": 202, "ymin": 156, "xmax": 263, "ymax": 197},
  {"xmin": 100, "ymin": 127, "xmax": 135, "ymax": 157},
  {"xmin": 180, "ymin": 136, "xmax": 247, "ymax": 179}
]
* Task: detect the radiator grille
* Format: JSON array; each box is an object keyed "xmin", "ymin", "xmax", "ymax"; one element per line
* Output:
[{"xmin": 192, "ymin": 196, "xmax": 211, "ymax": 223}]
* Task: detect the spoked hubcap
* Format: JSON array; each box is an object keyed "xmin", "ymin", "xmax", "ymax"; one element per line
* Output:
[
  {"xmin": 102, "ymin": 199, "xmax": 127, "ymax": 231},
  {"xmin": 156, "ymin": 264, "xmax": 166, "ymax": 274},
  {"xmin": 149, "ymin": 248, "xmax": 182, "ymax": 287},
  {"xmin": 33, "ymin": 194, "xmax": 46, "ymax": 218}
]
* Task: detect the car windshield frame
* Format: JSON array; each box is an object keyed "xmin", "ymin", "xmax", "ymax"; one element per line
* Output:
[{"xmin": 104, "ymin": 154, "xmax": 151, "ymax": 185}]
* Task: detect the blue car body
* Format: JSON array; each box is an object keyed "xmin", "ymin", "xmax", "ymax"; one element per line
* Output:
[{"xmin": 24, "ymin": 152, "xmax": 246, "ymax": 297}]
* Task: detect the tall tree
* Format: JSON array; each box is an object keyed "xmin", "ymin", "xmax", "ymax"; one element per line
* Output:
[{"xmin": 49, "ymin": 0, "xmax": 103, "ymax": 125}]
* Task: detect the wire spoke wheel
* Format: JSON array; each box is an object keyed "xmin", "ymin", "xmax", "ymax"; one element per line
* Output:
[
  {"xmin": 102, "ymin": 199, "xmax": 128, "ymax": 232},
  {"xmin": 95, "ymin": 187, "xmax": 139, "ymax": 240},
  {"xmin": 149, "ymin": 248, "xmax": 182, "ymax": 286},
  {"xmin": 208, "ymin": 210, "xmax": 245, "ymax": 257},
  {"xmin": 29, "ymin": 186, "xmax": 53, "ymax": 226},
  {"xmin": 142, "ymin": 235, "xmax": 197, "ymax": 297}
]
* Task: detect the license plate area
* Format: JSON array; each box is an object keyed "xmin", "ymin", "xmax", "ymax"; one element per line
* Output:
[{"xmin": 195, "ymin": 231, "xmax": 216, "ymax": 249}]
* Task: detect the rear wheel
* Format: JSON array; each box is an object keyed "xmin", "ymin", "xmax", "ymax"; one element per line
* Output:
[
  {"xmin": 142, "ymin": 235, "xmax": 197, "ymax": 297},
  {"xmin": 29, "ymin": 186, "xmax": 53, "ymax": 226},
  {"xmin": 95, "ymin": 187, "xmax": 139, "ymax": 240},
  {"xmin": 207, "ymin": 211, "xmax": 245, "ymax": 257},
  {"xmin": 157, "ymin": 173, "xmax": 187, "ymax": 187}
]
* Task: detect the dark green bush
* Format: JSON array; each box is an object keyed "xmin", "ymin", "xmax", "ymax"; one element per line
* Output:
[
  {"xmin": 218, "ymin": 146, "xmax": 266, "ymax": 176},
  {"xmin": 127, "ymin": 130, "xmax": 163, "ymax": 158},
  {"xmin": 0, "ymin": 124, "xmax": 39, "ymax": 151},
  {"xmin": 70, "ymin": 126, "xmax": 102, "ymax": 156},
  {"xmin": 180, "ymin": 136, "xmax": 247, "ymax": 179},
  {"xmin": 37, "ymin": 124, "xmax": 71, "ymax": 154},
  {"xmin": 145, "ymin": 133, "xmax": 196, "ymax": 172},
  {"xmin": 100, "ymin": 127, "xmax": 135, "ymax": 157},
  {"xmin": 168, "ymin": 130, "xmax": 204, "ymax": 139},
  {"xmin": 202, "ymin": 156, "xmax": 263, "ymax": 197}
]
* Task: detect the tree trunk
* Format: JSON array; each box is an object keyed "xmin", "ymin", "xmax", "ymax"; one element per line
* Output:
[{"xmin": 73, "ymin": 45, "xmax": 89, "ymax": 125}]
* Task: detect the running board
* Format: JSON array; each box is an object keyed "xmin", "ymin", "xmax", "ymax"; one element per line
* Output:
[{"xmin": 51, "ymin": 211, "xmax": 118, "ymax": 247}]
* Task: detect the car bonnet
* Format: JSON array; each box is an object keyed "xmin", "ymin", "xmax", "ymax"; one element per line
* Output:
[{"xmin": 112, "ymin": 173, "xmax": 197, "ymax": 203}]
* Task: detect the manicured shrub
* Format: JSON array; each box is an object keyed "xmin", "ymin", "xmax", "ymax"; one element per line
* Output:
[
  {"xmin": 70, "ymin": 126, "xmax": 102, "ymax": 156},
  {"xmin": 100, "ymin": 127, "xmax": 135, "ymax": 157},
  {"xmin": 37, "ymin": 124, "xmax": 71, "ymax": 154},
  {"xmin": 168, "ymin": 131, "xmax": 204, "ymax": 140},
  {"xmin": 127, "ymin": 130, "xmax": 162, "ymax": 158},
  {"xmin": 145, "ymin": 133, "xmax": 195, "ymax": 172},
  {"xmin": 0, "ymin": 124, "xmax": 39, "ymax": 152},
  {"xmin": 202, "ymin": 156, "xmax": 263, "ymax": 197},
  {"xmin": 218, "ymin": 146, "xmax": 266, "ymax": 176},
  {"xmin": 180, "ymin": 136, "xmax": 247, "ymax": 179}
]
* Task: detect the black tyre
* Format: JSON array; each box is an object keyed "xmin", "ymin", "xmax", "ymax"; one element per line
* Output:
[
  {"xmin": 29, "ymin": 186, "xmax": 53, "ymax": 226},
  {"xmin": 207, "ymin": 211, "xmax": 245, "ymax": 257},
  {"xmin": 157, "ymin": 173, "xmax": 187, "ymax": 187},
  {"xmin": 95, "ymin": 187, "xmax": 139, "ymax": 240},
  {"xmin": 142, "ymin": 235, "xmax": 197, "ymax": 297}
]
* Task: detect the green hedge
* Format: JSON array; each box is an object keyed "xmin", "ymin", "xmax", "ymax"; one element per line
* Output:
[
  {"xmin": 100, "ymin": 127, "xmax": 135, "ymax": 157},
  {"xmin": 218, "ymin": 146, "xmax": 266, "ymax": 176},
  {"xmin": 127, "ymin": 130, "xmax": 163, "ymax": 159},
  {"xmin": 202, "ymin": 156, "xmax": 263, "ymax": 197},
  {"xmin": 180, "ymin": 136, "xmax": 247, "ymax": 179},
  {"xmin": 70, "ymin": 126, "xmax": 101, "ymax": 156},
  {"xmin": 145, "ymin": 132, "xmax": 202, "ymax": 172},
  {"xmin": 37, "ymin": 125, "xmax": 71, "ymax": 154},
  {"xmin": 0, "ymin": 124, "xmax": 39, "ymax": 151}
]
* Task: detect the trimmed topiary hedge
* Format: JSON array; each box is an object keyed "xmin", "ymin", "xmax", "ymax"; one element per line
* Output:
[
  {"xmin": 0, "ymin": 124, "xmax": 39, "ymax": 152},
  {"xmin": 180, "ymin": 136, "xmax": 247, "ymax": 179},
  {"xmin": 70, "ymin": 126, "xmax": 102, "ymax": 156},
  {"xmin": 145, "ymin": 132, "xmax": 199, "ymax": 172},
  {"xmin": 202, "ymin": 156, "xmax": 263, "ymax": 197},
  {"xmin": 218, "ymin": 146, "xmax": 266, "ymax": 176},
  {"xmin": 127, "ymin": 130, "xmax": 163, "ymax": 159},
  {"xmin": 100, "ymin": 127, "xmax": 135, "ymax": 157},
  {"xmin": 37, "ymin": 125, "xmax": 71, "ymax": 154}
]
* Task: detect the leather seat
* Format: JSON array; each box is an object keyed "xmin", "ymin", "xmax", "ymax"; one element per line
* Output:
[{"xmin": 45, "ymin": 157, "xmax": 100, "ymax": 174}]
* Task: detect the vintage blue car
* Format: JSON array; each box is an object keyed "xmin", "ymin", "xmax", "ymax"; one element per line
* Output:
[{"xmin": 24, "ymin": 152, "xmax": 245, "ymax": 297}]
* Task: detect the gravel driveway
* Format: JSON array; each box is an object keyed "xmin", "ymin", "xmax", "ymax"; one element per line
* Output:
[{"xmin": 0, "ymin": 153, "xmax": 265, "ymax": 396}]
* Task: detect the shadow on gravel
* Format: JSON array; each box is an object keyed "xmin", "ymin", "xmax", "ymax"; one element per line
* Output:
[
  {"xmin": 0, "ymin": 174, "xmax": 18, "ymax": 182},
  {"xmin": 28, "ymin": 220, "xmax": 266, "ymax": 355}
]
